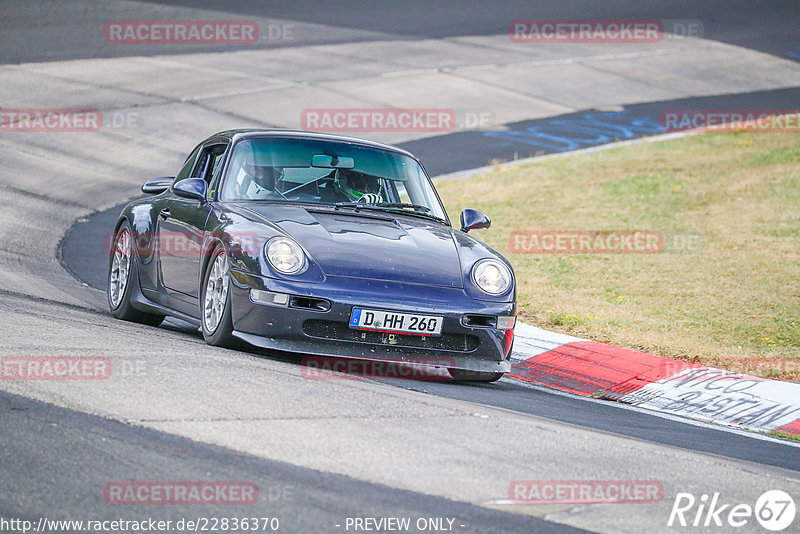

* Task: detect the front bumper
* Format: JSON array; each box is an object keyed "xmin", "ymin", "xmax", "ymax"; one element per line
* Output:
[{"xmin": 228, "ymin": 269, "xmax": 515, "ymax": 373}]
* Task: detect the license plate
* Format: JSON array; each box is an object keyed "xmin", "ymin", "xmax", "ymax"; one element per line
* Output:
[{"xmin": 349, "ymin": 308, "xmax": 443, "ymax": 336}]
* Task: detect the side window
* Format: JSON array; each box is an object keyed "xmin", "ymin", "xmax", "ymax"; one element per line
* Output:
[
  {"xmin": 173, "ymin": 145, "xmax": 202, "ymax": 185},
  {"xmin": 192, "ymin": 151, "xmax": 211, "ymax": 179},
  {"xmin": 198, "ymin": 143, "xmax": 229, "ymax": 199},
  {"xmin": 210, "ymin": 151, "xmax": 225, "ymax": 179},
  {"xmin": 193, "ymin": 144, "xmax": 226, "ymax": 181}
]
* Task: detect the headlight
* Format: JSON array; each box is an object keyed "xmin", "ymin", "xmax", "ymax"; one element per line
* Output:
[
  {"xmin": 265, "ymin": 237, "xmax": 306, "ymax": 275},
  {"xmin": 472, "ymin": 259, "xmax": 512, "ymax": 295}
]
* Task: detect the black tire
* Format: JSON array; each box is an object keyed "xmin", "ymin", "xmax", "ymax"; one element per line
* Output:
[
  {"xmin": 448, "ymin": 369, "xmax": 505, "ymax": 383},
  {"xmin": 107, "ymin": 221, "xmax": 165, "ymax": 326},
  {"xmin": 201, "ymin": 246, "xmax": 238, "ymax": 348}
]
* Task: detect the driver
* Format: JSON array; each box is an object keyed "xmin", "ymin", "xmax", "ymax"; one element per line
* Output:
[
  {"xmin": 234, "ymin": 161, "xmax": 282, "ymax": 199},
  {"xmin": 334, "ymin": 169, "xmax": 382, "ymax": 203}
]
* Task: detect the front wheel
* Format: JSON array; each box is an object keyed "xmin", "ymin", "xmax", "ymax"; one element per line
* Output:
[
  {"xmin": 108, "ymin": 221, "xmax": 164, "ymax": 326},
  {"xmin": 201, "ymin": 246, "xmax": 237, "ymax": 348},
  {"xmin": 448, "ymin": 369, "xmax": 505, "ymax": 383}
]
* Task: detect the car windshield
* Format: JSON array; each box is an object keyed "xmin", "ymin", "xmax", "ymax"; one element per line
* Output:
[{"xmin": 219, "ymin": 137, "xmax": 447, "ymax": 221}]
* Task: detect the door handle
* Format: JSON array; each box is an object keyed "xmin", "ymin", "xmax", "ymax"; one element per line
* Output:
[{"xmin": 159, "ymin": 208, "xmax": 171, "ymax": 220}]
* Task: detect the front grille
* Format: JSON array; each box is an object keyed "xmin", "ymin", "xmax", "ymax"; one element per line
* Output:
[{"xmin": 303, "ymin": 320, "xmax": 479, "ymax": 352}]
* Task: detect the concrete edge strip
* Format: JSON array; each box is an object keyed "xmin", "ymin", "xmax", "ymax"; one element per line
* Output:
[{"xmin": 509, "ymin": 323, "xmax": 800, "ymax": 438}]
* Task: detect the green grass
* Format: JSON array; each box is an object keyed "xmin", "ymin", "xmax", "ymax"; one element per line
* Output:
[
  {"xmin": 436, "ymin": 130, "xmax": 800, "ymax": 380},
  {"xmin": 769, "ymin": 431, "xmax": 800, "ymax": 442}
]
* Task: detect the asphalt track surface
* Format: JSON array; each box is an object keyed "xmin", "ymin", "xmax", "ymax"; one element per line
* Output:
[
  {"xmin": 3, "ymin": 0, "xmax": 800, "ymax": 63},
  {"xmin": 0, "ymin": 389, "xmax": 583, "ymax": 534},
  {"xmin": 3, "ymin": 2, "xmax": 800, "ymax": 533}
]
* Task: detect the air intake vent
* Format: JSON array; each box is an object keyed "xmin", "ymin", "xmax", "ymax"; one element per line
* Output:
[
  {"xmin": 462, "ymin": 314, "xmax": 497, "ymax": 328},
  {"xmin": 289, "ymin": 296, "xmax": 331, "ymax": 312}
]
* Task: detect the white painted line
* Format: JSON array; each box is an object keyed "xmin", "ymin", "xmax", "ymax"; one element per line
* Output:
[
  {"xmin": 179, "ymin": 81, "xmax": 306, "ymax": 102},
  {"xmin": 448, "ymin": 63, "xmax": 498, "ymax": 72},
  {"xmin": 382, "ymin": 68, "xmax": 440, "ymax": 78},
  {"xmin": 507, "ymin": 48, "xmax": 679, "ymax": 69},
  {"xmin": 382, "ymin": 48, "xmax": 683, "ymax": 78}
]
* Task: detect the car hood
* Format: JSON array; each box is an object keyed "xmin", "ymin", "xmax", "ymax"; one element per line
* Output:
[{"xmin": 235, "ymin": 204, "xmax": 464, "ymax": 288}]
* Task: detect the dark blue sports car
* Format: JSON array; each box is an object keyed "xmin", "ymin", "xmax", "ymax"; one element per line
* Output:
[{"xmin": 108, "ymin": 130, "xmax": 515, "ymax": 381}]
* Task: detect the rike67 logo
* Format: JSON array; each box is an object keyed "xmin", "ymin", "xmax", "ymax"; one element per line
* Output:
[{"xmin": 668, "ymin": 490, "xmax": 795, "ymax": 531}]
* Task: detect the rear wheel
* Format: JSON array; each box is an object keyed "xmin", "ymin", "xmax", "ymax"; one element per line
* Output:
[
  {"xmin": 448, "ymin": 369, "xmax": 505, "ymax": 383},
  {"xmin": 107, "ymin": 221, "xmax": 165, "ymax": 326},
  {"xmin": 201, "ymin": 246, "xmax": 237, "ymax": 348}
]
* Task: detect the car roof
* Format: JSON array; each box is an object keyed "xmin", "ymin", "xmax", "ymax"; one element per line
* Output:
[{"xmin": 202, "ymin": 129, "xmax": 417, "ymax": 159}]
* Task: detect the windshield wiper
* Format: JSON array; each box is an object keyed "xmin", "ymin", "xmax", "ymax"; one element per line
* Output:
[
  {"xmin": 374, "ymin": 202, "xmax": 431, "ymax": 213},
  {"xmin": 334, "ymin": 202, "xmax": 444, "ymax": 222}
]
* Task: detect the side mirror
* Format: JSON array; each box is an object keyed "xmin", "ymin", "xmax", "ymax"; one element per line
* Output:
[
  {"xmin": 460, "ymin": 208, "xmax": 491, "ymax": 233},
  {"xmin": 173, "ymin": 178, "xmax": 207, "ymax": 203},
  {"xmin": 142, "ymin": 176, "xmax": 174, "ymax": 195}
]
